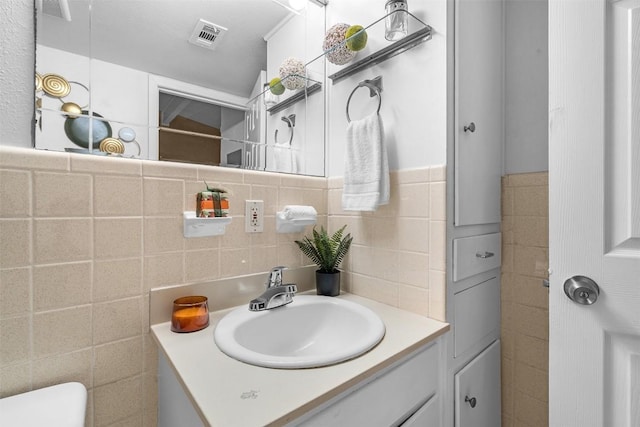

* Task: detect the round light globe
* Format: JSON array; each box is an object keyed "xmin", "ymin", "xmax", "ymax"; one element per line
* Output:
[{"xmin": 288, "ymin": 0, "xmax": 307, "ymax": 11}]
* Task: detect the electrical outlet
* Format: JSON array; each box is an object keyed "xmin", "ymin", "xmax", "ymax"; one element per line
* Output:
[{"xmin": 245, "ymin": 200, "xmax": 264, "ymax": 233}]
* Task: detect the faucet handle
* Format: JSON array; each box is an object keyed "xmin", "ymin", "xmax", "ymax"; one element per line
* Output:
[{"xmin": 267, "ymin": 266, "xmax": 288, "ymax": 288}]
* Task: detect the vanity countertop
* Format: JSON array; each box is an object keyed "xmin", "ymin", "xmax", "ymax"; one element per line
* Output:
[{"xmin": 151, "ymin": 293, "xmax": 449, "ymax": 427}]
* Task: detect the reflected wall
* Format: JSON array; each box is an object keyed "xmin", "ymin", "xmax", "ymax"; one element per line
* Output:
[{"xmin": 35, "ymin": 0, "xmax": 326, "ymax": 176}]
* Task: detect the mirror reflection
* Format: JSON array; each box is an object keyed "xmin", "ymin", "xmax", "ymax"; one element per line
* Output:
[{"xmin": 35, "ymin": 0, "xmax": 326, "ymax": 176}]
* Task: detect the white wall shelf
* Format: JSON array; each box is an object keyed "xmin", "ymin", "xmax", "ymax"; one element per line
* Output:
[{"xmin": 183, "ymin": 212, "xmax": 232, "ymax": 238}]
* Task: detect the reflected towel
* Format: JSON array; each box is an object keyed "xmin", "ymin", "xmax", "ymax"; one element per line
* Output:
[
  {"xmin": 342, "ymin": 113, "xmax": 389, "ymax": 211},
  {"xmin": 273, "ymin": 143, "xmax": 297, "ymax": 174}
]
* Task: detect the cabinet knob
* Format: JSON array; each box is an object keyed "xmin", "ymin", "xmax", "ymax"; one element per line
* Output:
[
  {"xmin": 463, "ymin": 122, "xmax": 476, "ymax": 133},
  {"xmin": 465, "ymin": 395, "xmax": 477, "ymax": 408}
]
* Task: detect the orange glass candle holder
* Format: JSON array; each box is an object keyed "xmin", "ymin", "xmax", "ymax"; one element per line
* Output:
[{"xmin": 171, "ymin": 296, "xmax": 210, "ymax": 333}]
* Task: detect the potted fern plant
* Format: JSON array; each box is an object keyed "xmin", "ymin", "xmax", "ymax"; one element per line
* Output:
[{"xmin": 295, "ymin": 225, "xmax": 353, "ymax": 296}]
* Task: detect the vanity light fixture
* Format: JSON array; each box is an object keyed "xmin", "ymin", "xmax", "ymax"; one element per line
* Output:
[
  {"xmin": 271, "ymin": 0, "xmax": 304, "ymax": 14},
  {"xmin": 272, "ymin": 0, "xmax": 326, "ymax": 13},
  {"xmin": 289, "ymin": 0, "xmax": 308, "ymax": 10}
]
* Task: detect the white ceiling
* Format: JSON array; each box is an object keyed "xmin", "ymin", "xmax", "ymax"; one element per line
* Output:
[{"xmin": 37, "ymin": 0, "xmax": 293, "ymax": 98}]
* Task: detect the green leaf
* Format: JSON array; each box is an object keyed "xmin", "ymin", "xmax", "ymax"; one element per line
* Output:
[{"xmin": 295, "ymin": 225, "xmax": 352, "ymax": 273}]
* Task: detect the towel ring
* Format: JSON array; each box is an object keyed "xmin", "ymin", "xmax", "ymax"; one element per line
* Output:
[
  {"xmin": 274, "ymin": 127, "xmax": 294, "ymax": 145},
  {"xmin": 346, "ymin": 77, "xmax": 383, "ymax": 123},
  {"xmin": 274, "ymin": 114, "xmax": 296, "ymax": 145}
]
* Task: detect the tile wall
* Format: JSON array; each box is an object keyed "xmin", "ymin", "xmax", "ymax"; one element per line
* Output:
[
  {"xmin": 501, "ymin": 172, "xmax": 549, "ymax": 427},
  {"xmin": 327, "ymin": 166, "xmax": 447, "ymax": 321},
  {"xmin": 0, "ymin": 146, "xmax": 446, "ymax": 425},
  {"xmin": 0, "ymin": 146, "xmax": 326, "ymax": 426}
]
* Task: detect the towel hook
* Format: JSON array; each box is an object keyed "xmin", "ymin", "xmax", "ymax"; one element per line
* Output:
[{"xmin": 346, "ymin": 76, "xmax": 383, "ymax": 123}]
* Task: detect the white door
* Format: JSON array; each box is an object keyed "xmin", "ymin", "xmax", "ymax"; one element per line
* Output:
[{"xmin": 549, "ymin": 1, "xmax": 640, "ymax": 426}]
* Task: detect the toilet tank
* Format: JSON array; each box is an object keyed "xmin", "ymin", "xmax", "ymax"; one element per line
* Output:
[{"xmin": 0, "ymin": 382, "xmax": 87, "ymax": 427}]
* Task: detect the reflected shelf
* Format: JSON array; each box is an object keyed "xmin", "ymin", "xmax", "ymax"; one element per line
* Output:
[
  {"xmin": 267, "ymin": 82, "xmax": 322, "ymax": 115},
  {"xmin": 158, "ymin": 126, "xmax": 268, "ymax": 148},
  {"xmin": 247, "ymin": 73, "xmax": 323, "ymax": 115}
]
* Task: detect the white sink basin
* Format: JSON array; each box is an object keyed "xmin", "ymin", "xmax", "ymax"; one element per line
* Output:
[{"xmin": 214, "ymin": 295, "xmax": 385, "ymax": 369}]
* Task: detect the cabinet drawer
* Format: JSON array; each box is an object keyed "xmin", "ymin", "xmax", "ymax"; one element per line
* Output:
[
  {"xmin": 453, "ymin": 233, "xmax": 501, "ymax": 282},
  {"xmin": 455, "ymin": 340, "xmax": 501, "ymax": 427},
  {"xmin": 297, "ymin": 343, "xmax": 439, "ymax": 426},
  {"xmin": 453, "ymin": 277, "xmax": 499, "ymax": 357}
]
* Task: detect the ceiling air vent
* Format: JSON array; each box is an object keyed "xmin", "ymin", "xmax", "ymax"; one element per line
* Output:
[{"xmin": 189, "ymin": 19, "xmax": 228, "ymax": 50}]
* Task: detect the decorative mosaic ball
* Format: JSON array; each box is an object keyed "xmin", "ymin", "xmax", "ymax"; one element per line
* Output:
[
  {"xmin": 279, "ymin": 57, "xmax": 306, "ymax": 90},
  {"xmin": 323, "ymin": 23, "xmax": 357, "ymax": 65}
]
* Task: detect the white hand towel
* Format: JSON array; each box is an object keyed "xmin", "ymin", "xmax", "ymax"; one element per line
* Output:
[{"xmin": 342, "ymin": 113, "xmax": 389, "ymax": 211}]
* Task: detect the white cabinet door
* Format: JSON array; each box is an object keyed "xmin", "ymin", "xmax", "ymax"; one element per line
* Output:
[
  {"xmin": 453, "ymin": 277, "xmax": 500, "ymax": 358},
  {"xmin": 454, "ymin": 340, "xmax": 501, "ymax": 427},
  {"xmin": 297, "ymin": 343, "xmax": 439, "ymax": 426},
  {"xmin": 454, "ymin": 0, "xmax": 503, "ymax": 226},
  {"xmin": 400, "ymin": 395, "xmax": 440, "ymax": 427}
]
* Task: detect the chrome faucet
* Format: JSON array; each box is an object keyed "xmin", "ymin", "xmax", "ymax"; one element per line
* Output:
[{"xmin": 249, "ymin": 266, "xmax": 297, "ymax": 311}]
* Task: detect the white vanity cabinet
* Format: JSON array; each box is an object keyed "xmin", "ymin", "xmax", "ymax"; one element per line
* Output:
[
  {"xmin": 152, "ymin": 292, "xmax": 449, "ymax": 427},
  {"xmin": 293, "ymin": 341, "xmax": 442, "ymax": 426},
  {"xmin": 158, "ymin": 340, "xmax": 444, "ymax": 427}
]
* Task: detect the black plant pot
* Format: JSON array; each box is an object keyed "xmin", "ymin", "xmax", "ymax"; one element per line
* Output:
[{"xmin": 315, "ymin": 270, "xmax": 341, "ymax": 296}]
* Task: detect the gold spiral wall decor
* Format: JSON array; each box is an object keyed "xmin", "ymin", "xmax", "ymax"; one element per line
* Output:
[
  {"xmin": 42, "ymin": 73, "xmax": 71, "ymax": 97},
  {"xmin": 36, "ymin": 70, "xmax": 142, "ymax": 159},
  {"xmin": 35, "ymin": 73, "xmax": 43, "ymax": 92},
  {"xmin": 99, "ymin": 138, "xmax": 125, "ymax": 154}
]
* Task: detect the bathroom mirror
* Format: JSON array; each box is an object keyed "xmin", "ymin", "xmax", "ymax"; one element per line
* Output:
[{"xmin": 34, "ymin": 0, "xmax": 326, "ymax": 176}]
